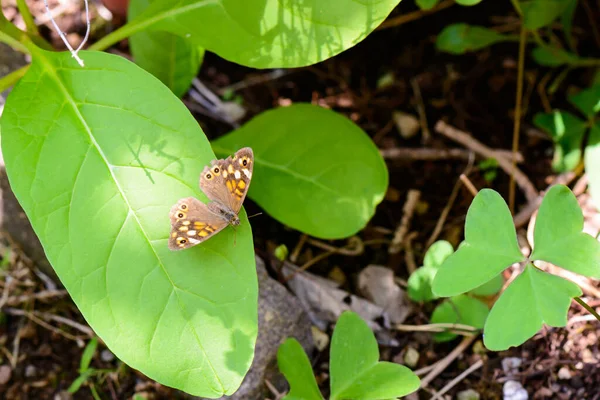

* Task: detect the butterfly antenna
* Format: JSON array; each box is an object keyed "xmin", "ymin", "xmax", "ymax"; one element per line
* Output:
[{"xmin": 247, "ymin": 212, "xmax": 263, "ymax": 219}]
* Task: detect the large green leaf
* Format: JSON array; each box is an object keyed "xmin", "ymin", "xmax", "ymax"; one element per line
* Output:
[
  {"xmin": 277, "ymin": 338, "xmax": 323, "ymax": 400},
  {"xmin": 128, "ymin": 0, "xmax": 204, "ymax": 97},
  {"xmin": 212, "ymin": 104, "xmax": 388, "ymax": 239},
  {"xmin": 521, "ymin": 0, "xmax": 570, "ymax": 29},
  {"xmin": 533, "ymin": 110, "xmax": 587, "ymax": 172},
  {"xmin": 585, "ymin": 122, "xmax": 600, "ymax": 210},
  {"xmin": 0, "ymin": 50, "xmax": 257, "ymax": 397},
  {"xmin": 122, "ymin": 0, "xmax": 401, "ymax": 69},
  {"xmin": 432, "ymin": 190, "xmax": 525, "ymax": 297},
  {"xmin": 483, "ymin": 265, "xmax": 581, "ymax": 350},
  {"xmin": 329, "ymin": 312, "xmax": 420, "ymax": 400},
  {"xmin": 531, "ymin": 185, "xmax": 600, "ymax": 278},
  {"xmin": 430, "ymin": 294, "xmax": 489, "ymax": 342},
  {"xmin": 436, "ymin": 24, "xmax": 509, "ymax": 55}
]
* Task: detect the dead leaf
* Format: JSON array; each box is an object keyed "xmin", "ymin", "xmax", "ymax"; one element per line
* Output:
[{"xmin": 357, "ymin": 265, "xmax": 412, "ymax": 324}]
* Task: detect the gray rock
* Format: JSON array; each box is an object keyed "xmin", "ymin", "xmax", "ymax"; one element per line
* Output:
[{"xmin": 213, "ymin": 256, "xmax": 314, "ymax": 400}]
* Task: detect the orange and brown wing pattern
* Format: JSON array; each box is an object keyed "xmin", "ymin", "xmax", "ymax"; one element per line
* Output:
[
  {"xmin": 168, "ymin": 197, "xmax": 228, "ymax": 250},
  {"xmin": 199, "ymin": 147, "xmax": 254, "ymax": 213}
]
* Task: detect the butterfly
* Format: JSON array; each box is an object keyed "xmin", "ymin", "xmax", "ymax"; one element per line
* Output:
[{"xmin": 168, "ymin": 147, "xmax": 254, "ymax": 250}]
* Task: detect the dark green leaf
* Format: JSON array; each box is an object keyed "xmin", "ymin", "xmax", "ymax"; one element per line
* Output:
[
  {"xmin": 532, "ymin": 46, "xmax": 581, "ymax": 67},
  {"xmin": 68, "ymin": 370, "xmax": 95, "ymax": 394},
  {"xmin": 416, "ymin": 0, "xmax": 439, "ymax": 10},
  {"xmin": 531, "ymin": 185, "xmax": 600, "ymax": 278},
  {"xmin": 212, "ymin": 104, "xmax": 388, "ymax": 239},
  {"xmin": 533, "ymin": 111, "xmax": 587, "ymax": 172},
  {"xmin": 430, "ymin": 295, "xmax": 489, "ymax": 342},
  {"xmin": 483, "ymin": 265, "xmax": 581, "ymax": 350},
  {"xmin": 329, "ymin": 312, "xmax": 420, "ymax": 400},
  {"xmin": 522, "ymin": 0, "xmax": 570, "ymax": 29},
  {"xmin": 568, "ymin": 84, "xmax": 600, "ymax": 117},
  {"xmin": 277, "ymin": 338, "xmax": 323, "ymax": 400},
  {"xmin": 456, "ymin": 0, "xmax": 483, "ymax": 4},
  {"xmin": 561, "ymin": 0, "xmax": 578, "ymax": 49},
  {"xmin": 432, "ymin": 190, "xmax": 524, "ymax": 297},
  {"xmin": 128, "ymin": 0, "xmax": 204, "ymax": 97},
  {"xmin": 0, "ymin": 50, "xmax": 257, "ymax": 397},
  {"xmin": 436, "ymin": 24, "xmax": 508, "ymax": 54}
]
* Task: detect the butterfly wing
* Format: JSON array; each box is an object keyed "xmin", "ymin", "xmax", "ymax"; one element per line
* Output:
[
  {"xmin": 199, "ymin": 147, "xmax": 254, "ymax": 214},
  {"xmin": 169, "ymin": 197, "xmax": 228, "ymax": 250}
]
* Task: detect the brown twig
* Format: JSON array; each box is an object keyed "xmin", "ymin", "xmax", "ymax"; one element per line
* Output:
[
  {"xmin": 420, "ymin": 335, "xmax": 477, "ymax": 388},
  {"xmin": 435, "ymin": 120, "xmax": 538, "ymax": 202},
  {"xmin": 411, "ymin": 78, "xmax": 431, "ymax": 143},
  {"xmin": 5, "ymin": 289, "xmax": 67, "ymax": 306},
  {"xmin": 380, "ymin": 147, "xmax": 524, "ymax": 162},
  {"xmin": 4, "ymin": 308, "xmax": 94, "ymax": 337},
  {"xmin": 290, "ymin": 234, "xmax": 308, "ymax": 263},
  {"xmin": 389, "ymin": 190, "xmax": 421, "ymax": 254},
  {"xmin": 509, "ymin": 26, "xmax": 528, "ymax": 213},
  {"xmin": 459, "ymin": 174, "xmax": 479, "ymax": 197},
  {"xmin": 395, "ymin": 322, "xmax": 479, "ymax": 335},
  {"xmin": 378, "ymin": 0, "xmax": 455, "ymax": 30},
  {"xmin": 430, "ymin": 359, "xmax": 484, "ymax": 400},
  {"xmin": 404, "ymin": 232, "xmax": 419, "ymax": 274}
]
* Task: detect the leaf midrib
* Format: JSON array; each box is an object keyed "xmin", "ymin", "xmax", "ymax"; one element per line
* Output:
[
  {"xmin": 35, "ymin": 50, "xmax": 225, "ymax": 394},
  {"xmin": 330, "ymin": 361, "xmax": 379, "ymax": 400}
]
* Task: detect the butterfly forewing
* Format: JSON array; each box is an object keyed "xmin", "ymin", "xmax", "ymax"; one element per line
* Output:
[
  {"xmin": 199, "ymin": 147, "xmax": 254, "ymax": 214},
  {"xmin": 168, "ymin": 197, "xmax": 228, "ymax": 250}
]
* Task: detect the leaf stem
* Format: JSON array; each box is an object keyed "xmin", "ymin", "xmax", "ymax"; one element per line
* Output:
[
  {"xmin": 89, "ymin": 18, "xmax": 156, "ymax": 51},
  {"xmin": 574, "ymin": 296, "xmax": 600, "ymax": 322},
  {"xmin": 0, "ymin": 65, "xmax": 28, "ymax": 92},
  {"xmin": 16, "ymin": 0, "xmax": 38, "ymax": 37},
  {"xmin": 509, "ymin": 25, "xmax": 527, "ymax": 214}
]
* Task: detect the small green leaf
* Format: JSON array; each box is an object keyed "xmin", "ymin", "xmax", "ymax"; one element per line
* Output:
[
  {"xmin": 568, "ymin": 84, "xmax": 600, "ymax": 117},
  {"xmin": 456, "ymin": 0, "xmax": 483, "ymax": 4},
  {"xmin": 424, "ymin": 240, "xmax": 454, "ymax": 268},
  {"xmin": 531, "ymin": 185, "xmax": 600, "ymax": 278},
  {"xmin": 68, "ymin": 369, "xmax": 95, "ymax": 393},
  {"xmin": 469, "ymin": 274, "xmax": 504, "ymax": 296},
  {"xmin": 330, "ymin": 312, "xmax": 420, "ymax": 400},
  {"xmin": 521, "ymin": 0, "xmax": 570, "ymax": 29},
  {"xmin": 483, "ymin": 265, "xmax": 582, "ymax": 350},
  {"xmin": 533, "ymin": 111, "xmax": 587, "ymax": 172},
  {"xmin": 408, "ymin": 241, "xmax": 455, "ymax": 302},
  {"xmin": 416, "ymin": 0, "xmax": 439, "ymax": 10},
  {"xmin": 433, "ymin": 190, "xmax": 525, "ymax": 297},
  {"xmin": 0, "ymin": 50, "xmax": 257, "ymax": 398},
  {"xmin": 212, "ymin": 104, "xmax": 388, "ymax": 239},
  {"xmin": 277, "ymin": 338, "xmax": 323, "ymax": 400},
  {"xmin": 125, "ymin": 0, "xmax": 401, "ymax": 68},
  {"xmin": 430, "ymin": 295, "xmax": 489, "ymax": 342},
  {"xmin": 561, "ymin": 0, "xmax": 578, "ymax": 49},
  {"xmin": 436, "ymin": 24, "xmax": 508, "ymax": 54},
  {"xmin": 128, "ymin": 0, "xmax": 204, "ymax": 97},
  {"xmin": 585, "ymin": 122, "xmax": 600, "ymax": 210},
  {"xmin": 408, "ymin": 267, "xmax": 438, "ymax": 302},
  {"xmin": 532, "ymin": 46, "xmax": 581, "ymax": 67},
  {"xmin": 274, "ymin": 244, "xmax": 289, "ymax": 261},
  {"xmin": 80, "ymin": 338, "xmax": 98, "ymax": 373}
]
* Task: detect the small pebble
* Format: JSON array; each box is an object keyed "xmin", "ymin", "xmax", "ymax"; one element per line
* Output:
[
  {"xmin": 557, "ymin": 366, "xmax": 572, "ymax": 380},
  {"xmin": 403, "ymin": 347, "xmax": 419, "ymax": 369},
  {"xmin": 503, "ymin": 380, "xmax": 528, "ymax": 400},
  {"xmin": 101, "ymin": 349, "xmax": 115, "ymax": 363},
  {"xmin": 0, "ymin": 365, "xmax": 11, "ymax": 385},
  {"xmin": 392, "ymin": 111, "xmax": 420, "ymax": 139},
  {"xmin": 24, "ymin": 365, "xmax": 36, "ymax": 378},
  {"xmin": 311, "ymin": 326, "xmax": 329, "ymax": 352}
]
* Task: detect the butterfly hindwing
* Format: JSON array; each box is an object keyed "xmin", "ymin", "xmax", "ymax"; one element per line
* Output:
[{"xmin": 168, "ymin": 197, "xmax": 228, "ymax": 250}]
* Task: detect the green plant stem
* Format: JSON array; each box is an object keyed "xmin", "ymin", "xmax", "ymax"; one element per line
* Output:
[
  {"xmin": 16, "ymin": 0, "xmax": 38, "ymax": 36},
  {"xmin": 0, "ymin": 65, "xmax": 28, "ymax": 92},
  {"xmin": 509, "ymin": 26, "xmax": 527, "ymax": 214},
  {"xmin": 574, "ymin": 296, "xmax": 600, "ymax": 321},
  {"xmin": 509, "ymin": 0, "xmax": 522, "ymax": 16}
]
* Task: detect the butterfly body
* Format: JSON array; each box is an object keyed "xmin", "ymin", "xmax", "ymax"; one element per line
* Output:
[{"xmin": 169, "ymin": 147, "xmax": 253, "ymax": 250}]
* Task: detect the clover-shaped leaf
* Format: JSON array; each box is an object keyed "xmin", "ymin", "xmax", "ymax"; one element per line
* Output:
[
  {"xmin": 277, "ymin": 339, "xmax": 323, "ymax": 400},
  {"xmin": 330, "ymin": 312, "xmax": 420, "ymax": 400},
  {"xmin": 432, "ymin": 190, "xmax": 524, "ymax": 297},
  {"xmin": 469, "ymin": 274, "xmax": 504, "ymax": 297},
  {"xmin": 430, "ymin": 295, "xmax": 489, "ymax": 342},
  {"xmin": 531, "ymin": 185, "xmax": 600, "ymax": 278},
  {"xmin": 483, "ymin": 265, "xmax": 582, "ymax": 350},
  {"xmin": 408, "ymin": 240, "xmax": 454, "ymax": 302}
]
